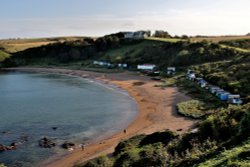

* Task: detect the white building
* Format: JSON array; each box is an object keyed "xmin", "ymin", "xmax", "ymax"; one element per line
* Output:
[
  {"xmin": 137, "ymin": 64, "xmax": 156, "ymax": 71},
  {"xmin": 123, "ymin": 32, "xmax": 134, "ymax": 39},
  {"xmin": 93, "ymin": 61, "xmax": 112, "ymax": 67},
  {"xmin": 123, "ymin": 31, "xmax": 149, "ymax": 39}
]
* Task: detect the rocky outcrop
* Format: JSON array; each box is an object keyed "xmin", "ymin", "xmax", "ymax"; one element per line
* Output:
[
  {"xmin": 0, "ymin": 143, "xmax": 17, "ymax": 152},
  {"xmin": 38, "ymin": 137, "xmax": 56, "ymax": 148},
  {"xmin": 61, "ymin": 141, "xmax": 75, "ymax": 149}
]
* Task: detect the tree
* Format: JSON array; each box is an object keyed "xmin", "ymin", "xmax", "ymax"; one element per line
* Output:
[
  {"xmin": 153, "ymin": 30, "xmax": 171, "ymax": 38},
  {"xmin": 181, "ymin": 35, "xmax": 189, "ymax": 39}
]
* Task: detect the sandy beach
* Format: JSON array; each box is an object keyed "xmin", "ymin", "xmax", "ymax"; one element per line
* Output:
[{"xmin": 5, "ymin": 67, "xmax": 197, "ymax": 167}]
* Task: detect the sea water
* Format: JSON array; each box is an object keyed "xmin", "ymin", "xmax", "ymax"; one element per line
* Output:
[{"xmin": 0, "ymin": 72, "xmax": 137, "ymax": 167}]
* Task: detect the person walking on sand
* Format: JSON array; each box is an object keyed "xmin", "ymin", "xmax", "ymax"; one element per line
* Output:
[
  {"xmin": 81, "ymin": 143, "xmax": 85, "ymax": 151},
  {"xmin": 123, "ymin": 129, "xmax": 127, "ymax": 134}
]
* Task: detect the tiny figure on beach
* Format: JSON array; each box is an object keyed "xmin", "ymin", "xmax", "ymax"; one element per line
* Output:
[
  {"xmin": 81, "ymin": 143, "xmax": 85, "ymax": 151},
  {"xmin": 123, "ymin": 129, "xmax": 127, "ymax": 134}
]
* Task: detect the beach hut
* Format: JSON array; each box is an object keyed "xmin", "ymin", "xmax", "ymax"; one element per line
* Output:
[
  {"xmin": 167, "ymin": 67, "xmax": 176, "ymax": 75},
  {"xmin": 187, "ymin": 70, "xmax": 195, "ymax": 75},
  {"xmin": 228, "ymin": 95, "xmax": 243, "ymax": 105},
  {"xmin": 187, "ymin": 73, "xmax": 196, "ymax": 81},
  {"xmin": 218, "ymin": 92, "xmax": 230, "ymax": 101},
  {"xmin": 199, "ymin": 80, "xmax": 208, "ymax": 88},
  {"xmin": 205, "ymin": 84, "xmax": 213, "ymax": 90},
  {"xmin": 209, "ymin": 86, "xmax": 220, "ymax": 94},
  {"xmin": 195, "ymin": 78, "xmax": 207, "ymax": 88},
  {"xmin": 215, "ymin": 89, "xmax": 225, "ymax": 96},
  {"xmin": 137, "ymin": 64, "xmax": 156, "ymax": 71},
  {"xmin": 195, "ymin": 78, "xmax": 203, "ymax": 83},
  {"xmin": 186, "ymin": 70, "xmax": 196, "ymax": 81}
]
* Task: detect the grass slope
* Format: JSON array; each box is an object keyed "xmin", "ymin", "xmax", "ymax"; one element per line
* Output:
[
  {"xmin": 0, "ymin": 50, "xmax": 10, "ymax": 62},
  {"xmin": 102, "ymin": 40, "xmax": 163, "ymax": 62},
  {"xmin": 198, "ymin": 139, "xmax": 250, "ymax": 167},
  {"xmin": 220, "ymin": 44, "xmax": 250, "ymax": 53}
]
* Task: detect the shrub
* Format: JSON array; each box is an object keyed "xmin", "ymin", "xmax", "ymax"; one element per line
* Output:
[
  {"xmin": 113, "ymin": 148, "xmax": 140, "ymax": 167},
  {"xmin": 81, "ymin": 156, "xmax": 114, "ymax": 167},
  {"xmin": 133, "ymin": 143, "xmax": 169, "ymax": 167},
  {"xmin": 177, "ymin": 100, "xmax": 208, "ymax": 118},
  {"xmin": 139, "ymin": 130, "xmax": 177, "ymax": 146},
  {"xmin": 238, "ymin": 109, "xmax": 250, "ymax": 138},
  {"xmin": 113, "ymin": 135, "xmax": 145, "ymax": 156}
]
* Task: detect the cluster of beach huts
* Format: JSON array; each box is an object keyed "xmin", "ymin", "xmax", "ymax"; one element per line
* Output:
[
  {"xmin": 92, "ymin": 62, "xmax": 176, "ymax": 75},
  {"xmin": 186, "ymin": 70, "xmax": 243, "ymax": 105},
  {"xmin": 93, "ymin": 61, "xmax": 127, "ymax": 68},
  {"xmin": 92, "ymin": 61, "xmax": 242, "ymax": 105}
]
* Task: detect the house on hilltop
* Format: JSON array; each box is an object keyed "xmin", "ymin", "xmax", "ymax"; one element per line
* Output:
[
  {"xmin": 123, "ymin": 31, "xmax": 149, "ymax": 39},
  {"xmin": 123, "ymin": 32, "xmax": 134, "ymax": 39}
]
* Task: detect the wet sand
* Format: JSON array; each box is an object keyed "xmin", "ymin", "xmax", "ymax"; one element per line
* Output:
[{"xmin": 5, "ymin": 67, "xmax": 197, "ymax": 167}]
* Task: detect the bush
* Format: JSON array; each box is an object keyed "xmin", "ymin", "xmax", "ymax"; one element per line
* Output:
[
  {"xmin": 113, "ymin": 135, "xmax": 145, "ymax": 156},
  {"xmin": 113, "ymin": 148, "xmax": 140, "ymax": 167},
  {"xmin": 133, "ymin": 144, "xmax": 169, "ymax": 167},
  {"xmin": 139, "ymin": 130, "xmax": 176, "ymax": 146},
  {"xmin": 238, "ymin": 108, "xmax": 250, "ymax": 138},
  {"xmin": 177, "ymin": 100, "xmax": 208, "ymax": 118},
  {"xmin": 81, "ymin": 156, "xmax": 114, "ymax": 167}
]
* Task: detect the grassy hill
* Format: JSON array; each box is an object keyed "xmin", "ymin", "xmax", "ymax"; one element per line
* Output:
[{"xmin": 2, "ymin": 37, "xmax": 241, "ymax": 69}]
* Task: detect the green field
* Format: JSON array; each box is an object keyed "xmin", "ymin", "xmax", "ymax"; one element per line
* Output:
[{"xmin": 0, "ymin": 36, "xmax": 85, "ymax": 53}]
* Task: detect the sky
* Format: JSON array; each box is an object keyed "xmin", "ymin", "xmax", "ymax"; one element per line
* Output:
[{"xmin": 0, "ymin": 0, "xmax": 250, "ymax": 39}]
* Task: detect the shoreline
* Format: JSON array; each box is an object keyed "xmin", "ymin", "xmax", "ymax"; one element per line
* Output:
[{"xmin": 4, "ymin": 67, "xmax": 197, "ymax": 167}]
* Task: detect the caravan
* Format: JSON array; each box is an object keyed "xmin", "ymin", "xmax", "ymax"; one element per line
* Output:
[{"xmin": 228, "ymin": 95, "xmax": 243, "ymax": 105}]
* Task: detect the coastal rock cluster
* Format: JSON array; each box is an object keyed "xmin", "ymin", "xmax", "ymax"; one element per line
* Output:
[
  {"xmin": 1, "ymin": 129, "xmax": 77, "ymax": 152},
  {"xmin": 61, "ymin": 141, "xmax": 75, "ymax": 149},
  {"xmin": 0, "ymin": 143, "xmax": 17, "ymax": 152},
  {"xmin": 38, "ymin": 137, "xmax": 56, "ymax": 148},
  {"xmin": 0, "ymin": 134, "xmax": 28, "ymax": 152}
]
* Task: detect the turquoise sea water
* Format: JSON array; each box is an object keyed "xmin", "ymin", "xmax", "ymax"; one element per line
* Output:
[{"xmin": 0, "ymin": 72, "xmax": 137, "ymax": 167}]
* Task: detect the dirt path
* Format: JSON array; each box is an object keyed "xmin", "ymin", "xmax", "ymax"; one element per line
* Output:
[{"xmin": 5, "ymin": 67, "xmax": 197, "ymax": 167}]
